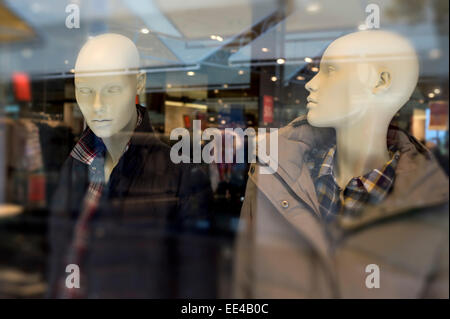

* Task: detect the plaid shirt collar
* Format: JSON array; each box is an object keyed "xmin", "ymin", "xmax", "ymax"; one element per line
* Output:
[
  {"xmin": 310, "ymin": 144, "xmax": 400, "ymax": 221},
  {"xmin": 70, "ymin": 105, "xmax": 144, "ymax": 166}
]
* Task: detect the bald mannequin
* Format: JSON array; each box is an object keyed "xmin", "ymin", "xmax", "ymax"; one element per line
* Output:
[
  {"xmin": 74, "ymin": 33, "xmax": 146, "ymax": 182},
  {"xmin": 305, "ymin": 30, "xmax": 419, "ymax": 188}
]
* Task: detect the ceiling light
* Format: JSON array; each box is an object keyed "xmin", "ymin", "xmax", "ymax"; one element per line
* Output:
[
  {"xmin": 238, "ymin": 70, "xmax": 244, "ymax": 75},
  {"xmin": 296, "ymin": 76, "xmax": 305, "ymax": 81},
  {"xmin": 429, "ymin": 49, "xmax": 441, "ymax": 60},
  {"xmin": 271, "ymin": 76, "xmax": 277, "ymax": 82},
  {"xmin": 167, "ymin": 83, "xmax": 172, "ymax": 88},
  {"xmin": 21, "ymin": 49, "xmax": 33, "ymax": 59},
  {"xmin": 276, "ymin": 58, "xmax": 286, "ymax": 65},
  {"xmin": 223, "ymin": 84, "xmax": 228, "ymax": 88},
  {"xmin": 304, "ymin": 57, "xmax": 313, "ymax": 63},
  {"xmin": 434, "ymin": 88, "xmax": 441, "ymax": 94},
  {"xmin": 214, "ymin": 89, "xmax": 219, "ymax": 94},
  {"xmin": 187, "ymin": 71, "xmax": 195, "ymax": 76},
  {"xmin": 140, "ymin": 28, "xmax": 150, "ymax": 34},
  {"xmin": 262, "ymin": 47, "xmax": 269, "ymax": 53},
  {"xmin": 358, "ymin": 24, "xmax": 368, "ymax": 31},
  {"xmin": 428, "ymin": 93, "xmax": 435, "ymax": 99},
  {"xmin": 211, "ymin": 35, "xmax": 223, "ymax": 42},
  {"xmin": 311, "ymin": 67, "xmax": 319, "ymax": 72},
  {"xmin": 306, "ymin": 3, "xmax": 321, "ymax": 13}
]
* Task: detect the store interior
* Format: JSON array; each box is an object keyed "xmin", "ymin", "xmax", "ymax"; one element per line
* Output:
[{"xmin": 0, "ymin": 0, "xmax": 448, "ymax": 298}]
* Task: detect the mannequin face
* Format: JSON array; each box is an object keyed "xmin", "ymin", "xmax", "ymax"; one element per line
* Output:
[
  {"xmin": 75, "ymin": 73, "xmax": 137, "ymax": 138},
  {"xmin": 305, "ymin": 50, "xmax": 372, "ymax": 128},
  {"xmin": 74, "ymin": 33, "xmax": 146, "ymax": 139},
  {"xmin": 305, "ymin": 31, "xmax": 419, "ymax": 129}
]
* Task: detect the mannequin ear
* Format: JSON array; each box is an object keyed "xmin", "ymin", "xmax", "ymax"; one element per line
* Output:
[
  {"xmin": 136, "ymin": 71, "xmax": 147, "ymax": 95},
  {"xmin": 372, "ymin": 71, "xmax": 391, "ymax": 94}
]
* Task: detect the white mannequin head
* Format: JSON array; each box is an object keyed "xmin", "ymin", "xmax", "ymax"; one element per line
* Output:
[
  {"xmin": 305, "ymin": 30, "xmax": 419, "ymax": 128},
  {"xmin": 74, "ymin": 33, "xmax": 146, "ymax": 138}
]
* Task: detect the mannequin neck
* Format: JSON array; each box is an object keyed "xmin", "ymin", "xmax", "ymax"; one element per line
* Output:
[
  {"xmin": 334, "ymin": 113, "xmax": 392, "ymax": 189},
  {"xmin": 101, "ymin": 107, "xmax": 138, "ymax": 166}
]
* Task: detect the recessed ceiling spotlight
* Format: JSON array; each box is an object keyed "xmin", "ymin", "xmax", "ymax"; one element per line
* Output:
[
  {"xmin": 306, "ymin": 3, "xmax": 321, "ymax": 13},
  {"xmin": 358, "ymin": 24, "xmax": 368, "ymax": 31}
]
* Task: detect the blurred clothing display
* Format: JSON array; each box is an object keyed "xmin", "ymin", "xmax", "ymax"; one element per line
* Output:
[
  {"xmin": 48, "ymin": 106, "xmax": 215, "ymax": 298},
  {"xmin": 0, "ymin": 0, "xmax": 448, "ymax": 302},
  {"xmin": 0, "ymin": 116, "xmax": 74, "ymax": 207},
  {"xmin": 234, "ymin": 116, "xmax": 449, "ymax": 298},
  {"xmin": 2, "ymin": 118, "xmax": 45, "ymax": 207}
]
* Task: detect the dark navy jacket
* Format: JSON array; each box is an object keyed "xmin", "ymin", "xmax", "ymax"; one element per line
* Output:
[{"xmin": 48, "ymin": 106, "xmax": 215, "ymax": 298}]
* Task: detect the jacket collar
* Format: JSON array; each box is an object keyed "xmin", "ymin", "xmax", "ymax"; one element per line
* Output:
[{"xmin": 337, "ymin": 129, "xmax": 449, "ymax": 231}]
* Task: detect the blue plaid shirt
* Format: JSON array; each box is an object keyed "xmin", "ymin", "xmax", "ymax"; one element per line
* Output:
[{"xmin": 307, "ymin": 145, "xmax": 400, "ymax": 222}]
